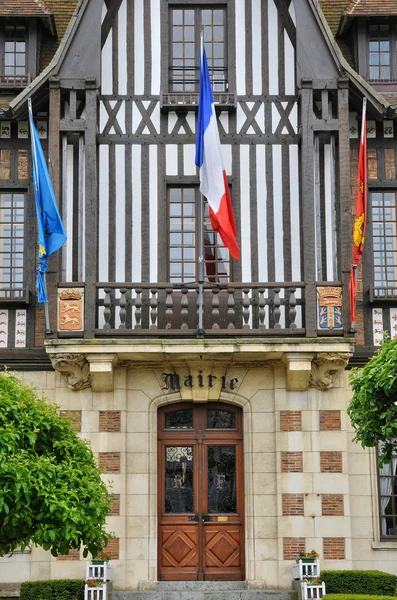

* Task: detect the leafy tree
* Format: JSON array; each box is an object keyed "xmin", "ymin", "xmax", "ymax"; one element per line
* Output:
[
  {"xmin": 348, "ymin": 337, "xmax": 397, "ymax": 466},
  {"xmin": 0, "ymin": 372, "xmax": 111, "ymax": 557}
]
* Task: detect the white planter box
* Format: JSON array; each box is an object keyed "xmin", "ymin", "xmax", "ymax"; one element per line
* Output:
[
  {"xmin": 84, "ymin": 583, "xmax": 108, "ymax": 600},
  {"xmin": 86, "ymin": 562, "xmax": 112, "ymax": 581},
  {"xmin": 301, "ymin": 582, "xmax": 326, "ymax": 600},
  {"xmin": 292, "ymin": 560, "xmax": 321, "ymax": 580}
]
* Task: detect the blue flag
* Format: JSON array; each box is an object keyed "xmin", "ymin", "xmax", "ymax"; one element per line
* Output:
[{"xmin": 28, "ymin": 99, "xmax": 66, "ymax": 302}]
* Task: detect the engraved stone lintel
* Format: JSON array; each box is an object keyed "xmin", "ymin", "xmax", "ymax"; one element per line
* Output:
[
  {"xmin": 309, "ymin": 352, "xmax": 351, "ymax": 391},
  {"xmin": 50, "ymin": 353, "xmax": 91, "ymax": 391},
  {"xmin": 282, "ymin": 353, "xmax": 315, "ymax": 392}
]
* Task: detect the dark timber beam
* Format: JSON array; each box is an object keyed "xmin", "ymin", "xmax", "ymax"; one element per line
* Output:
[
  {"xmin": 48, "ymin": 77, "xmax": 62, "ymax": 336},
  {"xmin": 301, "ymin": 79, "xmax": 317, "ymax": 338},
  {"xmin": 84, "ymin": 78, "xmax": 98, "ymax": 338},
  {"xmin": 337, "ymin": 78, "xmax": 352, "ymax": 336}
]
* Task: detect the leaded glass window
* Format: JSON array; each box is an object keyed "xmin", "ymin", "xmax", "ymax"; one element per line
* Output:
[
  {"xmin": 368, "ymin": 24, "xmax": 391, "ymax": 81},
  {"xmin": 378, "ymin": 446, "xmax": 397, "ymax": 538},
  {"xmin": 0, "ymin": 192, "xmax": 25, "ymax": 297},
  {"xmin": 207, "ymin": 445, "xmax": 237, "ymax": 513},
  {"xmin": 372, "ymin": 191, "xmax": 397, "ymax": 296},
  {"xmin": 168, "ymin": 187, "xmax": 230, "ymax": 284},
  {"xmin": 165, "ymin": 446, "xmax": 194, "ymax": 513},
  {"xmin": 170, "ymin": 7, "xmax": 227, "ymax": 92},
  {"xmin": 165, "ymin": 409, "xmax": 193, "ymax": 429},
  {"xmin": 4, "ymin": 25, "xmax": 26, "ymax": 77}
]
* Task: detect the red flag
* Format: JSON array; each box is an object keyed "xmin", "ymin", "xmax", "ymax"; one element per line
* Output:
[{"xmin": 349, "ymin": 98, "xmax": 367, "ymax": 325}]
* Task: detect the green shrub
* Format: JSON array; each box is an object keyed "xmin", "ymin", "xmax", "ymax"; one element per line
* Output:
[
  {"xmin": 321, "ymin": 571, "xmax": 397, "ymax": 597},
  {"xmin": 324, "ymin": 596, "xmax": 397, "ymax": 600},
  {"xmin": 20, "ymin": 579, "xmax": 85, "ymax": 600}
]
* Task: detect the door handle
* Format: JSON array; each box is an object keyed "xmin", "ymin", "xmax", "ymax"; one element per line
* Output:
[
  {"xmin": 188, "ymin": 513, "xmax": 199, "ymax": 522},
  {"xmin": 202, "ymin": 514, "xmax": 211, "ymax": 522}
]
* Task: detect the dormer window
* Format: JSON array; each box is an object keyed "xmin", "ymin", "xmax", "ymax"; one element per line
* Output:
[
  {"xmin": 4, "ymin": 25, "xmax": 27, "ymax": 78},
  {"xmin": 368, "ymin": 24, "xmax": 391, "ymax": 82},
  {"xmin": 0, "ymin": 22, "xmax": 29, "ymax": 88}
]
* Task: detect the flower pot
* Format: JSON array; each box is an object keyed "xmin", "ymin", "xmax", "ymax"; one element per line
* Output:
[
  {"xmin": 300, "ymin": 558, "xmax": 316, "ymax": 563},
  {"xmin": 91, "ymin": 560, "xmax": 105, "ymax": 565}
]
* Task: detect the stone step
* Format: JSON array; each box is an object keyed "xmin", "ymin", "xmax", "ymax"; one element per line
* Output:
[
  {"xmin": 157, "ymin": 581, "xmax": 249, "ymax": 590},
  {"xmin": 112, "ymin": 588, "xmax": 297, "ymax": 600}
]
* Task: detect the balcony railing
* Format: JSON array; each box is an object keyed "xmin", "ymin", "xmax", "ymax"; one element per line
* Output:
[
  {"xmin": 0, "ymin": 73, "xmax": 30, "ymax": 89},
  {"xmin": 94, "ymin": 282, "xmax": 305, "ymax": 336}
]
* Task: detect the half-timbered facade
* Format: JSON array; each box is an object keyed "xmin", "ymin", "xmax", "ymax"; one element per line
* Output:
[{"xmin": 1, "ymin": 0, "xmax": 397, "ymax": 594}]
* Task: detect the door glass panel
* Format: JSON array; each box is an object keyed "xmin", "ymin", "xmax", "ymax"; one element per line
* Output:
[
  {"xmin": 207, "ymin": 445, "xmax": 236, "ymax": 513},
  {"xmin": 165, "ymin": 446, "xmax": 193, "ymax": 513},
  {"xmin": 207, "ymin": 409, "xmax": 236, "ymax": 429},
  {"xmin": 165, "ymin": 408, "xmax": 193, "ymax": 429}
]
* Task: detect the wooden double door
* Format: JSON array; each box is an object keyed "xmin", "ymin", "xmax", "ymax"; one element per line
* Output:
[{"xmin": 158, "ymin": 403, "xmax": 245, "ymax": 581}]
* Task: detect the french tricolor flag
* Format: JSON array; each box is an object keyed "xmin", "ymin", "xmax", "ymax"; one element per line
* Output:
[{"xmin": 195, "ymin": 42, "xmax": 240, "ymax": 260}]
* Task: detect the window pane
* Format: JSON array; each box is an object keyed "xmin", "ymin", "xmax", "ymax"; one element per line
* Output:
[
  {"xmin": 173, "ymin": 10, "xmax": 183, "ymax": 25},
  {"xmin": 208, "ymin": 446, "xmax": 236, "ymax": 513},
  {"xmin": 381, "ymin": 67, "xmax": 391, "ymax": 79},
  {"xmin": 184, "ymin": 10, "xmax": 194, "ymax": 25},
  {"xmin": 165, "ymin": 446, "xmax": 193, "ymax": 513},
  {"xmin": 207, "ymin": 409, "xmax": 236, "ymax": 429},
  {"xmin": 370, "ymin": 53, "xmax": 379, "ymax": 65},
  {"xmin": 165, "ymin": 409, "xmax": 193, "ymax": 429},
  {"xmin": 369, "ymin": 66, "xmax": 379, "ymax": 79}
]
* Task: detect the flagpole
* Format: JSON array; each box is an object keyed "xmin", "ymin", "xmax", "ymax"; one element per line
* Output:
[
  {"xmin": 196, "ymin": 29, "xmax": 205, "ymax": 337},
  {"xmin": 28, "ymin": 98, "xmax": 52, "ymax": 335},
  {"xmin": 350, "ymin": 96, "xmax": 367, "ymax": 332}
]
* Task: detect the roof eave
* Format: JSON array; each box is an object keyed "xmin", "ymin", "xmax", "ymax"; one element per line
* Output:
[
  {"xmin": 10, "ymin": 0, "xmax": 83, "ymax": 115},
  {"xmin": 313, "ymin": 0, "xmax": 389, "ymax": 116}
]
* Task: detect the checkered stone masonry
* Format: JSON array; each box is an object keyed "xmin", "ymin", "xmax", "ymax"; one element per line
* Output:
[
  {"xmin": 322, "ymin": 494, "xmax": 344, "ymax": 516},
  {"xmin": 283, "ymin": 537, "xmax": 305, "ymax": 560},
  {"xmin": 320, "ymin": 451, "xmax": 342, "ymax": 473},
  {"xmin": 108, "ymin": 494, "xmax": 121, "ymax": 516},
  {"xmin": 99, "ymin": 452, "xmax": 120, "ymax": 473},
  {"xmin": 282, "ymin": 494, "xmax": 304, "ymax": 516},
  {"xmin": 99, "ymin": 411, "xmax": 121, "ymax": 432},
  {"xmin": 59, "ymin": 410, "xmax": 82, "ymax": 432},
  {"xmin": 57, "ymin": 549, "xmax": 80, "ymax": 561},
  {"xmin": 323, "ymin": 537, "xmax": 345, "ymax": 559},
  {"xmin": 281, "ymin": 452, "xmax": 303, "ymax": 472},
  {"xmin": 104, "ymin": 538, "xmax": 119, "ymax": 560},
  {"xmin": 319, "ymin": 410, "xmax": 341, "ymax": 431},
  {"xmin": 280, "ymin": 411, "xmax": 302, "ymax": 431}
]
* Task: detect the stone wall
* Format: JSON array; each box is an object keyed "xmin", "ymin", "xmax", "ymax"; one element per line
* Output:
[{"xmin": 0, "ymin": 364, "xmax": 395, "ymax": 590}]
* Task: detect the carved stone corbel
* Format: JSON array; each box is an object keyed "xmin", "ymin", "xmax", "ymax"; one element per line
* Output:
[
  {"xmin": 309, "ymin": 352, "xmax": 351, "ymax": 391},
  {"xmin": 49, "ymin": 354, "xmax": 91, "ymax": 391}
]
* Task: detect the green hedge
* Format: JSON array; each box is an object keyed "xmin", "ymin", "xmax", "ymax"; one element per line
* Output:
[
  {"xmin": 324, "ymin": 596, "xmax": 397, "ymax": 600},
  {"xmin": 20, "ymin": 579, "xmax": 85, "ymax": 600},
  {"xmin": 321, "ymin": 571, "xmax": 397, "ymax": 597}
]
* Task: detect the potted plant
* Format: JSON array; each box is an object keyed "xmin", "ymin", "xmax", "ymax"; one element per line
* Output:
[
  {"xmin": 296, "ymin": 549, "xmax": 319, "ymax": 564},
  {"xmin": 86, "ymin": 578, "xmax": 104, "ymax": 588},
  {"xmin": 91, "ymin": 552, "xmax": 111, "ymax": 565}
]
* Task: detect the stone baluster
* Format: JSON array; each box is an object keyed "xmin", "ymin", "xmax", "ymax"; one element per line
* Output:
[
  {"xmin": 273, "ymin": 288, "xmax": 281, "ymax": 329},
  {"xmin": 119, "ymin": 287, "xmax": 127, "ymax": 329},
  {"xmin": 211, "ymin": 287, "xmax": 220, "ymax": 330},
  {"xmin": 289, "ymin": 287, "xmax": 297, "ymax": 329},
  {"xmin": 242, "ymin": 288, "xmax": 250, "ymax": 329},
  {"xmin": 181, "ymin": 288, "xmax": 189, "ymax": 330},
  {"xmin": 150, "ymin": 288, "xmax": 158, "ymax": 329},
  {"xmin": 103, "ymin": 287, "xmax": 112, "ymax": 330},
  {"xmin": 135, "ymin": 288, "xmax": 142, "ymax": 329},
  {"xmin": 165, "ymin": 288, "xmax": 173, "ymax": 329},
  {"xmin": 227, "ymin": 287, "xmax": 235, "ymax": 329},
  {"xmin": 258, "ymin": 288, "xmax": 266, "ymax": 330}
]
